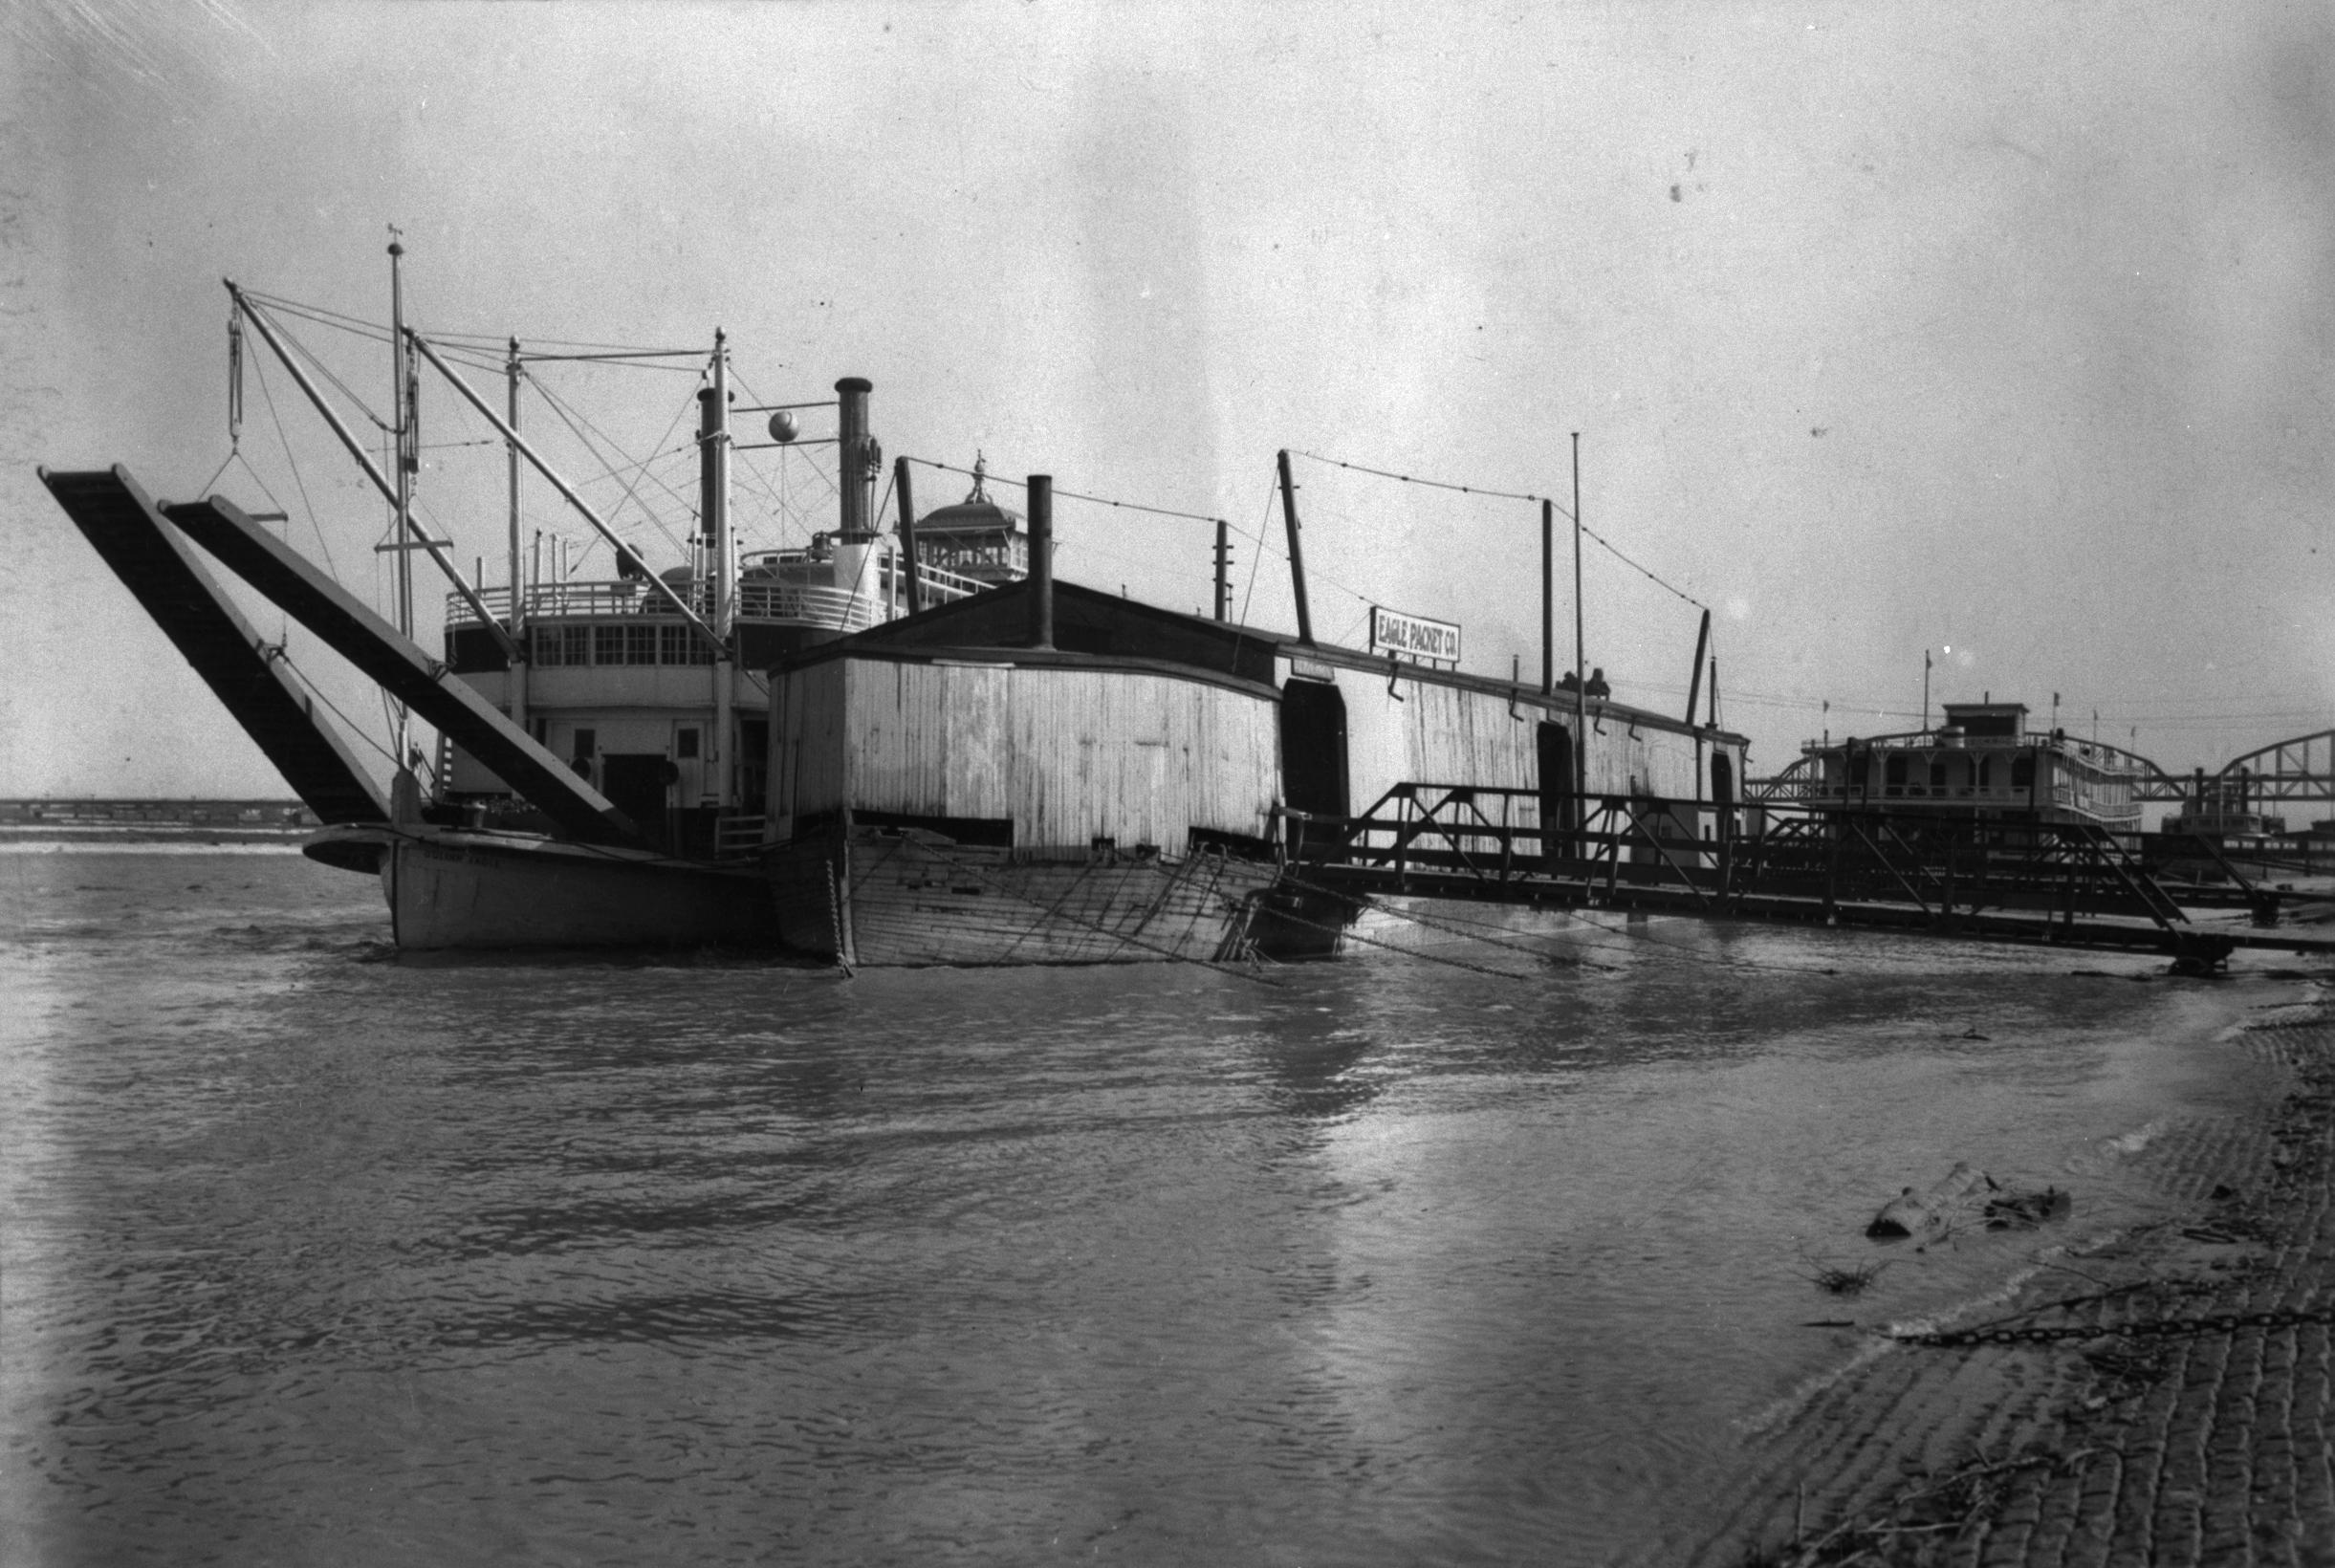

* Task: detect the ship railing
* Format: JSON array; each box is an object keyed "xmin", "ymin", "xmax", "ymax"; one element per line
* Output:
[
  {"xmin": 447, "ymin": 563, "xmax": 995, "ymax": 633},
  {"xmin": 1280, "ymin": 783, "xmax": 1734, "ymax": 900},
  {"xmin": 712, "ymin": 813, "xmax": 768, "ymax": 862}
]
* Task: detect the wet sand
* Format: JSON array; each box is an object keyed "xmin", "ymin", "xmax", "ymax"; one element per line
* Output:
[{"xmin": 1691, "ymin": 983, "xmax": 2335, "ymax": 1566}]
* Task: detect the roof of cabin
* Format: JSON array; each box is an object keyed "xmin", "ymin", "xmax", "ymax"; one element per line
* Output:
[
  {"xmin": 766, "ymin": 578, "xmax": 1746, "ymax": 746},
  {"xmin": 768, "ymin": 578, "xmax": 1278, "ymax": 686}
]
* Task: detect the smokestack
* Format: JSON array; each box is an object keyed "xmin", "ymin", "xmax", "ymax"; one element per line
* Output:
[
  {"xmin": 835, "ymin": 377, "xmax": 873, "ymax": 540},
  {"xmin": 1028, "ymin": 474, "xmax": 1053, "ymax": 649}
]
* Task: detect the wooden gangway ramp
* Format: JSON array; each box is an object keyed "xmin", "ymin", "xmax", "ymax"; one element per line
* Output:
[{"xmin": 40, "ymin": 467, "xmax": 390, "ymax": 827}]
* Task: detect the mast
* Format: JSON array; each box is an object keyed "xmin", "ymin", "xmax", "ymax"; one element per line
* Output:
[
  {"xmin": 1540, "ymin": 498, "xmax": 1554, "ymax": 694},
  {"xmin": 700, "ymin": 333, "xmax": 735, "ymax": 810},
  {"xmin": 1213, "ymin": 517, "xmax": 1232, "ymax": 623},
  {"xmin": 1277, "ymin": 449, "xmax": 1314, "ymax": 644},
  {"xmin": 1572, "ymin": 432, "xmax": 1586, "ymax": 811},
  {"xmin": 506, "ymin": 337, "xmax": 528, "ymax": 732},
  {"xmin": 894, "ymin": 454, "xmax": 924, "ymax": 615},
  {"xmin": 389, "ymin": 236, "xmax": 414, "ymax": 771}
]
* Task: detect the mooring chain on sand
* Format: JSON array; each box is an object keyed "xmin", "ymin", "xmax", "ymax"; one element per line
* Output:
[{"xmin": 1895, "ymin": 1303, "xmax": 2335, "ymax": 1348}]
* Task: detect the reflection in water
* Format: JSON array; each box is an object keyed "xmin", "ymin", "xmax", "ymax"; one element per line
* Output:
[{"xmin": 0, "ymin": 852, "xmax": 2276, "ymax": 1567}]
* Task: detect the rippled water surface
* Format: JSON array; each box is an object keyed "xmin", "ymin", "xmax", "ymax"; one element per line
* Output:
[{"xmin": 0, "ymin": 848, "xmax": 2285, "ymax": 1565}]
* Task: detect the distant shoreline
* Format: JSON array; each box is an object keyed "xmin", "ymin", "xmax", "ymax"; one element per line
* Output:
[
  {"xmin": 0, "ymin": 800, "xmax": 317, "ymax": 851},
  {"xmin": 0, "ymin": 834, "xmax": 311, "ymax": 854}
]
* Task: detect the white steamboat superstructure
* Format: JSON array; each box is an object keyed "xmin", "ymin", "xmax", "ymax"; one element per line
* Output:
[{"xmin": 1786, "ymin": 701, "xmax": 2145, "ymax": 834}]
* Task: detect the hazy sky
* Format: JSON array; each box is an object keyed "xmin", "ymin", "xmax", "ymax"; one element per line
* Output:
[{"xmin": 5, "ymin": 0, "xmax": 2330, "ymax": 798}]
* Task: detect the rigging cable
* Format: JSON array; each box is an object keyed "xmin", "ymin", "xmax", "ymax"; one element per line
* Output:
[
  {"xmin": 907, "ymin": 455, "xmax": 1232, "ymax": 532},
  {"xmin": 1289, "ymin": 448, "xmax": 1709, "ymax": 613},
  {"xmin": 273, "ymin": 650, "xmax": 402, "ymax": 769},
  {"xmin": 524, "ymin": 368, "xmax": 704, "ymax": 561}
]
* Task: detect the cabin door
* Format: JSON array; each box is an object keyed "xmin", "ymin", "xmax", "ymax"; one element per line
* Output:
[
  {"xmin": 1710, "ymin": 751, "xmax": 1735, "ymax": 840},
  {"xmin": 1280, "ymin": 680, "xmax": 1349, "ymax": 835},
  {"xmin": 601, "ymin": 753, "xmax": 675, "ymax": 851},
  {"xmin": 1537, "ymin": 721, "xmax": 1575, "ymax": 868}
]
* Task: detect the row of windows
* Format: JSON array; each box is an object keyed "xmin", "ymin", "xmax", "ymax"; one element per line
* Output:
[
  {"xmin": 530, "ymin": 623, "xmax": 715, "ymax": 668},
  {"xmin": 1880, "ymin": 754, "xmax": 2039, "ymax": 790}
]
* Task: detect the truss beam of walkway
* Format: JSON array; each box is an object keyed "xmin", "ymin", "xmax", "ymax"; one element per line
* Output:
[{"xmin": 1279, "ymin": 785, "xmax": 2335, "ymax": 969}]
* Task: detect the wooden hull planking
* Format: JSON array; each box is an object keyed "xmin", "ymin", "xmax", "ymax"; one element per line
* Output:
[{"xmin": 766, "ymin": 830, "xmax": 1287, "ymax": 967}]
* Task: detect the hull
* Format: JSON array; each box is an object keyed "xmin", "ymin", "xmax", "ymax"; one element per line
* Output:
[
  {"xmin": 766, "ymin": 828, "xmax": 1287, "ymax": 967},
  {"xmin": 311, "ymin": 825, "xmax": 775, "ymax": 950}
]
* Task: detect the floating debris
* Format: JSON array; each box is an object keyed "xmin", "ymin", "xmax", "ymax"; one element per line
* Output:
[
  {"xmin": 1802, "ymin": 1260, "xmax": 1889, "ymax": 1296},
  {"xmin": 1866, "ymin": 1162, "xmax": 1990, "ymax": 1241},
  {"xmin": 1983, "ymin": 1187, "xmax": 2071, "ymax": 1230},
  {"xmin": 1866, "ymin": 1162, "xmax": 2071, "ymax": 1243}
]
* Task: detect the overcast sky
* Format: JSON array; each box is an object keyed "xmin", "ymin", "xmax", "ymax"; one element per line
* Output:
[{"xmin": 5, "ymin": 0, "xmax": 2330, "ymax": 798}]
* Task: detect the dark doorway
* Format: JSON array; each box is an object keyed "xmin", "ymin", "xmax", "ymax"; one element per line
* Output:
[
  {"xmin": 1280, "ymin": 680, "xmax": 1350, "ymax": 823},
  {"xmin": 601, "ymin": 753, "xmax": 674, "ymax": 850},
  {"xmin": 1711, "ymin": 751, "xmax": 1735, "ymax": 840},
  {"xmin": 738, "ymin": 718, "xmax": 769, "ymax": 814},
  {"xmin": 1537, "ymin": 721, "xmax": 1575, "ymax": 868}
]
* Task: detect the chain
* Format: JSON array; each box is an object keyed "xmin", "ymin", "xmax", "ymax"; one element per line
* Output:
[{"xmin": 1898, "ymin": 1305, "xmax": 2335, "ymax": 1348}]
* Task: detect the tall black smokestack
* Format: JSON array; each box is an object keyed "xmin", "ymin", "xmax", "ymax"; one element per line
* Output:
[
  {"xmin": 1027, "ymin": 474, "xmax": 1053, "ymax": 649},
  {"xmin": 835, "ymin": 378, "xmax": 873, "ymax": 540}
]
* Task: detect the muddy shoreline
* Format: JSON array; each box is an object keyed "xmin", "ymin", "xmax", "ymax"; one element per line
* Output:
[{"xmin": 1689, "ymin": 980, "xmax": 2335, "ymax": 1566}]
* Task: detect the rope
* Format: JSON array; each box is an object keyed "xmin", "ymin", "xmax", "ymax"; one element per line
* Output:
[
  {"xmin": 526, "ymin": 370, "xmax": 701, "ymax": 559},
  {"xmin": 244, "ymin": 297, "xmax": 395, "ymax": 432},
  {"xmin": 251, "ymin": 357, "xmax": 337, "ymax": 576},
  {"xmin": 273, "ymin": 652, "xmax": 401, "ymax": 766},
  {"xmin": 241, "ymin": 288, "xmax": 704, "ymax": 360},
  {"xmin": 906, "ymin": 456, "xmax": 1230, "ymax": 531},
  {"xmin": 1290, "ymin": 447, "xmax": 1569, "ymax": 512},
  {"xmin": 1289, "ymin": 448, "xmax": 1708, "ymax": 613}
]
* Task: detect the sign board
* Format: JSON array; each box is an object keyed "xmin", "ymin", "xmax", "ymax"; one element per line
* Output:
[
  {"xmin": 1288, "ymin": 657, "xmax": 1337, "ymax": 684},
  {"xmin": 1370, "ymin": 605, "xmax": 1461, "ymax": 664}
]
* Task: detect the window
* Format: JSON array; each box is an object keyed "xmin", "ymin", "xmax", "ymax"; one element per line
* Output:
[
  {"xmin": 595, "ymin": 625, "xmax": 626, "ymax": 665},
  {"xmin": 659, "ymin": 624, "xmax": 711, "ymax": 665},
  {"xmin": 676, "ymin": 728, "xmax": 700, "ymax": 760},
  {"xmin": 573, "ymin": 728, "xmax": 597, "ymax": 764},
  {"xmin": 1885, "ymin": 754, "xmax": 1908, "ymax": 796},
  {"xmin": 562, "ymin": 625, "xmax": 591, "ymax": 666},
  {"xmin": 626, "ymin": 624, "xmax": 658, "ymax": 664}
]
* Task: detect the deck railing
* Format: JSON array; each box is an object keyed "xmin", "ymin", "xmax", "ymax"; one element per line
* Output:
[{"xmin": 445, "ymin": 562, "xmax": 992, "ymax": 634}]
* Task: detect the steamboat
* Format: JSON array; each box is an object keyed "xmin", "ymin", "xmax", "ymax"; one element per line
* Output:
[{"xmin": 44, "ymin": 253, "xmax": 1750, "ymax": 965}]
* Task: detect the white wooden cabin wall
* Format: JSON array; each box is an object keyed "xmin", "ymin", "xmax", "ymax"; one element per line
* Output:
[{"xmin": 772, "ymin": 659, "xmax": 1279, "ymax": 852}]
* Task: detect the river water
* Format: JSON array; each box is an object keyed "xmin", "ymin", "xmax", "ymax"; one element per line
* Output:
[{"xmin": 0, "ymin": 848, "xmax": 2291, "ymax": 1565}]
